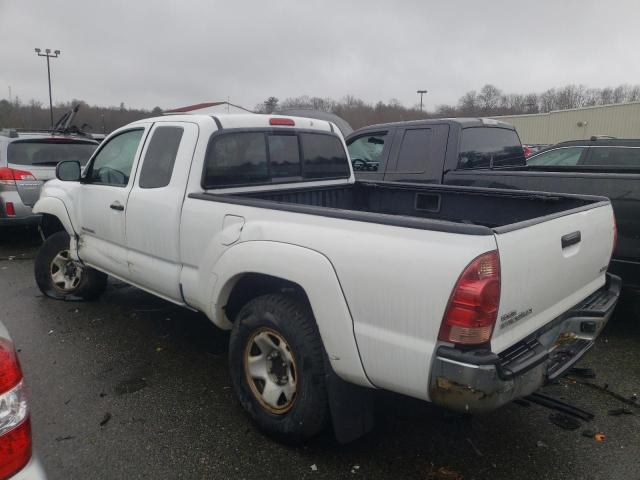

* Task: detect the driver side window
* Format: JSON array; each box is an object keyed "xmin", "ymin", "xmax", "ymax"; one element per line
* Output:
[
  {"xmin": 88, "ymin": 129, "xmax": 144, "ymax": 186},
  {"xmin": 347, "ymin": 132, "xmax": 387, "ymax": 172}
]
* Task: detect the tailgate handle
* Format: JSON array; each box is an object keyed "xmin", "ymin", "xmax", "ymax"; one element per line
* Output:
[{"xmin": 561, "ymin": 231, "xmax": 581, "ymax": 249}]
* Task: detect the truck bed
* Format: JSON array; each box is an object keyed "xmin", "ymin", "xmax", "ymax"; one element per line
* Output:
[{"xmin": 195, "ymin": 181, "xmax": 608, "ymax": 234}]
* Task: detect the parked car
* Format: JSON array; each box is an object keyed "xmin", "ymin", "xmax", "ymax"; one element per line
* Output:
[
  {"xmin": 0, "ymin": 321, "xmax": 46, "ymax": 479},
  {"xmin": 33, "ymin": 113, "xmax": 619, "ymax": 443},
  {"xmin": 0, "ymin": 129, "xmax": 98, "ymax": 228},
  {"xmin": 347, "ymin": 119, "xmax": 639, "ymax": 290},
  {"xmin": 523, "ymin": 144, "xmax": 549, "ymax": 157}
]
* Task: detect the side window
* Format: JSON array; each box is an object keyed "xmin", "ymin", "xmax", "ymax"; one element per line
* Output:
[
  {"xmin": 204, "ymin": 132, "xmax": 268, "ymax": 187},
  {"xmin": 527, "ymin": 147, "xmax": 584, "ymax": 166},
  {"xmin": 139, "ymin": 126, "xmax": 184, "ymax": 188},
  {"xmin": 88, "ymin": 129, "xmax": 144, "ymax": 186},
  {"xmin": 583, "ymin": 147, "xmax": 640, "ymax": 167},
  {"xmin": 347, "ymin": 132, "xmax": 387, "ymax": 172},
  {"xmin": 300, "ymin": 133, "xmax": 350, "ymax": 179},
  {"xmin": 396, "ymin": 128, "xmax": 431, "ymax": 173},
  {"xmin": 268, "ymin": 134, "xmax": 301, "ymax": 178}
]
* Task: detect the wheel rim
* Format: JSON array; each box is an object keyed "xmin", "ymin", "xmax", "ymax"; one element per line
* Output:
[
  {"xmin": 243, "ymin": 327, "xmax": 297, "ymax": 414},
  {"xmin": 49, "ymin": 250, "xmax": 83, "ymax": 293}
]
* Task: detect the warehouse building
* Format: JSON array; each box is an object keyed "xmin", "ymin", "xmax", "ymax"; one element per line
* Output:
[{"xmin": 491, "ymin": 101, "xmax": 640, "ymax": 144}]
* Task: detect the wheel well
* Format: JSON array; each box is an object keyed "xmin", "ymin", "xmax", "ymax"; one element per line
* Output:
[
  {"xmin": 40, "ymin": 214, "xmax": 65, "ymax": 238},
  {"xmin": 224, "ymin": 273, "xmax": 311, "ymax": 323}
]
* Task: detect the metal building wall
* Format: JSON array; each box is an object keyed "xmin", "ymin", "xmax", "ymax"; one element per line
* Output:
[{"xmin": 491, "ymin": 101, "xmax": 640, "ymax": 144}]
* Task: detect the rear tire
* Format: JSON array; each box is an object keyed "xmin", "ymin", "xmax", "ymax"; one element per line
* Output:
[
  {"xmin": 34, "ymin": 231, "xmax": 108, "ymax": 301},
  {"xmin": 229, "ymin": 294, "xmax": 329, "ymax": 442}
]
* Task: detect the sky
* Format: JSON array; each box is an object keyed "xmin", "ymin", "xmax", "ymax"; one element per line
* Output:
[{"xmin": 1, "ymin": 0, "xmax": 639, "ymax": 112}]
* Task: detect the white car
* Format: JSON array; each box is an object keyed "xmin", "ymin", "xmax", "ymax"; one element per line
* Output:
[
  {"xmin": 32, "ymin": 113, "xmax": 619, "ymax": 442},
  {"xmin": 0, "ymin": 322, "xmax": 46, "ymax": 479}
]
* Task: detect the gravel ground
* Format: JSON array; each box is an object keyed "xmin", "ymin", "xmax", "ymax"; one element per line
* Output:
[{"xmin": 1, "ymin": 227, "xmax": 639, "ymax": 480}]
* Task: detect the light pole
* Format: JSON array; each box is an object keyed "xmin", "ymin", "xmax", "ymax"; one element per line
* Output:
[
  {"xmin": 417, "ymin": 89, "xmax": 428, "ymax": 111},
  {"xmin": 34, "ymin": 48, "xmax": 61, "ymax": 129}
]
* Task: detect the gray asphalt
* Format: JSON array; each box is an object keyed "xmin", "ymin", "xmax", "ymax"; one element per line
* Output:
[{"xmin": 1, "ymin": 227, "xmax": 639, "ymax": 480}]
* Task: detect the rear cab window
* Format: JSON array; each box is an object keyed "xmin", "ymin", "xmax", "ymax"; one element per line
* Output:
[
  {"xmin": 203, "ymin": 130, "xmax": 349, "ymax": 188},
  {"xmin": 7, "ymin": 138, "xmax": 98, "ymax": 167},
  {"xmin": 458, "ymin": 127, "xmax": 525, "ymax": 169}
]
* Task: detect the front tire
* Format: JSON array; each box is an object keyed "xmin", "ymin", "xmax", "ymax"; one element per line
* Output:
[
  {"xmin": 34, "ymin": 230, "xmax": 108, "ymax": 301},
  {"xmin": 229, "ymin": 294, "xmax": 329, "ymax": 442}
]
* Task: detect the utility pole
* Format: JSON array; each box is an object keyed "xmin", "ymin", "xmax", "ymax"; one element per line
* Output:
[
  {"xmin": 417, "ymin": 89, "xmax": 428, "ymax": 111},
  {"xmin": 35, "ymin": 48, "xmax": 61, "ymax": 129},
  {"xmin": 8, "ymin": 86, "xmax": 11, "ymax": 103}
]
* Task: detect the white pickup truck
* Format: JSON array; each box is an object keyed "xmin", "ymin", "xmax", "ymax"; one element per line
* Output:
[{"xmin": 33, "ymin": 113, "xmax": 620, "ymax": 443}]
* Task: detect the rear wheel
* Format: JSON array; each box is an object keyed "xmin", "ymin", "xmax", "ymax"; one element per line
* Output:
[
  {"xmin": 34, "ymin": 231, "xmax": 108, "ymax": 301},
  {"xmin": 229, "ymin": 294, "xmax": 328, "ymax": 442}
]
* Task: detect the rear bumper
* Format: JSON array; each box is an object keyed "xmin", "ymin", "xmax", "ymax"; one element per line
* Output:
[{"xmin": 429, "ymin": 274, "xmax": 621, "ymax": 413}]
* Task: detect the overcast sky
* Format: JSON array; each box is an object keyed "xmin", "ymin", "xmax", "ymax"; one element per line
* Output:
[{"xmin": 1, "ymin": 0, "xmax": 639, "ymax": 112}]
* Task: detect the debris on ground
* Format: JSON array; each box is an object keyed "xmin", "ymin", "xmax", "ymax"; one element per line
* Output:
[
  {"xmin": 350, "ymin": 465, "xmax": 360, "ymax": 474},
  {"xmin": 426, "ymin": 466, "xmax": 463, "ymax": 480},
  {"xmin": 310, "ymin": 464, "xmax": 318, "ymax": 471},
  {"xmin": 536, "ymin": 440, "xmax": 548, "ymax": 448},
  {"xmin": 466, "ymin": 437, "xmax": 483, "ymax": 457},
  {"xmin": 608, "ymin": 407, "xmax": 634, "ymax": 416},
  {"xmin": 99, "ymin": 412, "xmax": 112, "ymax": 426},
  {"xmin": 581, "ymin": 429, "xmax": 606, "ymax": 441},
  {"xmin": 577, "ymin": 381, "xmax": 640, "ymax": 408},
  {"xmin": 55, "ymin": 435, "xmax": 75, "ymax": 441},
  {"xmin": 549, "ymin": 412, "xmax": 581, "ymax": 430},
  {"xmin": 568, "ymin": 367, "xmax": 596, "ymax": 378}
]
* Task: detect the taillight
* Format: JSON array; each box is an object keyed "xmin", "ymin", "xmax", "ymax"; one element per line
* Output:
[
  {"xmin": 0, "ymin": 167, "xmax": 36, "ymax": 184},
  {"xmin": 269, "ymin": 117, "xmax": 295, "ymax": 126},
  {"xmin": 5, "ymin": 202, "xmax": 15, "ymax": 216},
  {"xmin": 523, "ymin": 146, "xmax": 533, "ymax": 158},
  {"xmin": 438, "ymin": 250, "xmax": 501, "ymax": 346},
  {"xmin": 0, "ymin": 338, "xmax": 31, "ymax": 480}
]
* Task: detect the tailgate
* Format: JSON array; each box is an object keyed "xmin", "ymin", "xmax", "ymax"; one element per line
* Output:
[{"xmin": 492, "ymin": 203, "xmax": 615, "ymax": 353}]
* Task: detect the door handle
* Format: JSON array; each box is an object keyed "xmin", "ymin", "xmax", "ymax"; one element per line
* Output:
[
  {"xmin": 561, "ymin": 231, "xmax": 581, "ymax": 249},
  {"xmin": 110, "ymin": 201, "xmax": 125, "ymax": 211}
]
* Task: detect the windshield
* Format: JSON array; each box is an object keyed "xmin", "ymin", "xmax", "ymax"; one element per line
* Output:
[
  {"xmin": 7, "ymin": 139, "xmax": 98, "ymax": 167},
  {"xmin": 458, "ymin": 127, "xmax": 526, "ymax": 169}
]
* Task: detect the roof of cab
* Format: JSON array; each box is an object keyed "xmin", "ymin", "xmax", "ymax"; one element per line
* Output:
[
  {"xmin": 350, "ymin": 117, "xmax": 516, "ymax": 134},
  {"xmin": 132, "ymin": 113, "xmax": 336, "ymax": 133}
]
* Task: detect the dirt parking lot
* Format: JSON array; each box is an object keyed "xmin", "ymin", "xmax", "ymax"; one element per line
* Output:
[{"xmin": 1, "ymin": 228, "xmax": 639, "ymax": 480}]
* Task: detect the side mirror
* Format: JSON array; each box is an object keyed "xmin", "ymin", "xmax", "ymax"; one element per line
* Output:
[{"xmin": 56, "ymin": 161, "xmax": 81, "ymax": 181}]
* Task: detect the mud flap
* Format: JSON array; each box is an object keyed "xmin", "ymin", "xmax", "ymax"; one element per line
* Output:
[{"xmin": 324, "ymin": 355, "xmax": 375, "ymax": 444}]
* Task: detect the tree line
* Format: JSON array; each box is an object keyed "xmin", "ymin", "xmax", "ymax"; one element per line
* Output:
[{"xmin": 2, "ymin": 83, "xmax": 639, "ymax": 133}]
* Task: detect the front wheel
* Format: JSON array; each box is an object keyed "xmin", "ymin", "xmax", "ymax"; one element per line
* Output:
[
  {"xmin": 229, "ymin": 294, "xmax": 329, "ymax": 442},
  {"xmin": 34, "ymin": 230, "xmax": 108, "ymax": 301}
]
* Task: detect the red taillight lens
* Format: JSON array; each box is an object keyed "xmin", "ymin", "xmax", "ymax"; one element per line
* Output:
[
  {"xmin": 0, "ymin": 418, "xmax": 31, "ymax": 480},
  {"xmin": 269, "ymin": 117, "xmax": 295, "ymax": 126},
  {"xmin": 523, "ymin": 147, "xmax": 533, "ymax": 158},
  {"xmin": 439, "ymin": 250, "xmax": 501, "ymax": 346},
  {"xmin": 0, "ymin": 167, "xmax": 35, "ymax": 184},
  {"xmin": 0, "ymin": 338, "xmax": 31, "ymax": 480},
  {"xmin": 5, "ymin": 202, "xmax": 15, "ymax": 216}
]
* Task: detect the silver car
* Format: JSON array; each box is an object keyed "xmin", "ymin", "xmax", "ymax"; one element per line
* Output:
[
  {"xmin": 0, "ymin": 129, "xmax": 98, "ymax": 227},
  {"xmin": 0, "ymin": 321, "xmax": 46, "ymax": 479}
]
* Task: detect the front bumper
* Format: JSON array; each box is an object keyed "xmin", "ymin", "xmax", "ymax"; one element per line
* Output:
[{"xmin": 429, "ymin": 274, "xmax": 621, "ymax": 413}]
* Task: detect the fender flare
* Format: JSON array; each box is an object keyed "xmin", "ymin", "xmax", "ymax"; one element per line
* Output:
[
  {"xmin": 32, "ymin": 197, "xmax": 76, "ymax": 236},
  {"xmin": 210, "ymin": 240, "xmax": 372, "ymax": 388}
]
